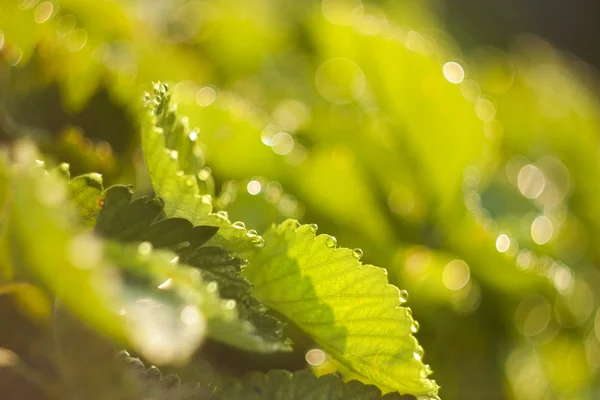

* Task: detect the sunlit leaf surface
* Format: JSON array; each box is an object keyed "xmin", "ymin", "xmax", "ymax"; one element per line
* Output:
[{"xmin": 245, "ymin": 220, "xmax": 437, "ymax": 396}]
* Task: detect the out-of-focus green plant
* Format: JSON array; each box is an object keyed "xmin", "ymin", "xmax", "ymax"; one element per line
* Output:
[{"xmin": 2, "ymin": 0, "xmax": 600, "ymax": 399}]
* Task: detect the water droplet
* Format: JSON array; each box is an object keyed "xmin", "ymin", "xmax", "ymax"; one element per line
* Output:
[
  {"xmin": 442, "ymin": 61, "xmax": 465, "ymax": 84},
  {"xmin": 189, "ymin": 130, "xmax": 198, "ymax": 141},
  {"xmin": 196, "ymin": 87, "xmax": 216, "ymax": 107},
  {"xmin": 531, "ymin": 215, "xmax": 553, "ymax": 245},
  {"xmin": 180, "ymin": 305, "xmax": 202, "ymax": 326},
  {"xmin": 247, "ymin": 180, "xmax": 262, "ymax": 195},
  {"xmin": 325, "ymin": 235, "xmax": 337, "ymax": 248},
  {"xmin": 405, "ymin": 307, "xmax": 413, "ymax": 317},
  {"xmin": 475, "ymin": 97, "xmax": 496, "ymax": 122},
  {"xmin": 57, "ymin": 162, "xmax": 70, "ymax": 173},
  {"xmin": 138, "ymin": 242, "xmax": 153, "ymax": 257},
  {"xmin": 496, "ymin": 234, "xmax": 511, "ymax": 253},
  {"xmin": 305, "ymin": 348, "xmax": 326, "ymax": 366},
  {"xmin": 232, "ymin": 221, "xmax": 246, "ymax": 230},
  {"xmin": 411, "ymin": 321, "xmax": 420, "ymax": 333},
  {"xmin": 272, "ymin": 132, "xmax": 295, "ymax": 155},
  {"xmin": 352, "ymin": 248, "xmax": 363, "ymax": 259},
  {"xmin": 207, "ymin": 281, "xmax": 218, "ymax": 293},
  {"xmin": 66, "ymin": 29, "xmax": 88, "ymax": 52},
  {"xmin": 224, "ymin": 299, "xmax": 236, "ymax": 310},
  {"xmin": 414, "ymin": 345, "xmax": 424, "ymax": 361},
  {"xmin": 518, "ymin": 164, "xmax": 545, "ymax": 199},
  {"xmin": 88, "ymin": 173, "xmax": 103, "ymax": 185},
  {"xmin": 442, "ymin": 259, "xmax": 470, "ymax": 291},
  {"xmin": 399, "ymin": 289, "xmax": 409, "ymax": 303},
  {"xmin": 157, "ymin": 278, "xmax": 173, "ymax": 290},
  {"xmin": 198, "ymin": 167, "xmax": 211, "ymax": 181},
  {"xmin": 34, "ymin": 2, "xmax": 54, "ymax": 24},
  {"xmin": 247, "ymin": 229, "xmax": 258, "ymax": 238},
  {"xmin": 308, "ymin": 223, "xmax": 318, "ymax": 233},
  {"xmin": 215, "ymin": 210, "xmax": 229, "ymax": 220},
  {"xmin": 169, "ymin": 150, "xmax": 179, "ymax": 160}
]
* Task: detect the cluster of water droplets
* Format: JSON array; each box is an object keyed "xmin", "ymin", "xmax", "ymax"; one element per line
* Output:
[{"xmin": 462, "ymin": 163, "xmax": 575, "ymax": 295}]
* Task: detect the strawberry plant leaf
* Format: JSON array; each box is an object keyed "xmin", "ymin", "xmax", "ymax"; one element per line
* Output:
[
  {"xmin": 118, "ymin": 351, "xmax": 218, "ymax": 400},
  {"xmin": 67, "ymin": 173, "xmax": 105, "ymax": 228},
  {"xmin": 218, "ymin": 369, "xmax": 412, "ymax": 400},
  {"xmin": 244, "ymin": 220, "xmax": 438, "ymax": 396},
  {"xmin": 95, "ymin": 185, "xmax": 291, "ymax": 353},
  {"xmin": 49, "ymin": 162, "xmax": 104, "ymax": 228},
  {"xmin": 53, "ymin": 305, "xmax": 144, "ymax": 400},
  {"xmin": 142, "ymin": 83, "xmax": 261, "ymax": 257},
  {"xmin": 117, "ymin": 356, "xmax": 414, "ymax": 400},
  {"xmin": 3, "ymin": 146, "xmax": 282, "ymax": 365}
]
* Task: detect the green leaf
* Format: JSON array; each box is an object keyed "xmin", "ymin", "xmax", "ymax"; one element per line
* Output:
[
  {"xmin": 218, "ymin": 369, "xmax": 413, "ymax": 400},
  {"xmin": 118, "ymin": 351, "xmax": 218, "ymax": 400},
  {"xmin": 244, "ymin": 220, "xmax": 438, "ymax": 396},
  {"xmin": 4, "ymin": 148, "xmax": 207, "ymax": 365},
  {"xmin": 53, "ymin": 305, "xmax": 143, "ymax": 400},
  {"xmin": 96, "ymin": 185, "xmax": 291, "ymax": 353},
  {"xmin": 141, "ymin": 83, "xmax": 262, "ymax": 257},
  {"xmin": 68, "ymin": 173, "xmax": 105, "ymax": 228},
  {"xmin": 4, "ymin": 145, "xmax": 125, "ymax": 340},
  {"xmin": 50, "ymin": 163, "xmax": 105, "ymax": 228},
  {"xmin": 3, "ymin": 144, "xmax": 279, "ymax": 364}
]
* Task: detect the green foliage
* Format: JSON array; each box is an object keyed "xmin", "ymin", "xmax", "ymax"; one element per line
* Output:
[
  {"xmin": 3, "ymin": 0, "xmax": 600, "ymax": 399},
  {"xmin": 66, "ymin": 172, "xmax": 104, "ymax": 227},
  {"xmin": 95, "ymin": 184, "xmax": 291, "ymax": 352},
  {"xmin": 218, "ymin": 369, "xmax": 411, "ymax": 400},
  {"xmin": 120, "ymin": 353, "xmax": 415, "ymax": 400},
  {"xmin": 245, "ymin": 220, "xmax": 436, "ymax": 395},
  {"xmin": 142, "ymin": 83, "xmax": 262, "ymax": 256},
  {"xmin": 141, "ymin": 88, "xmax": 436, "ymax": 395}
]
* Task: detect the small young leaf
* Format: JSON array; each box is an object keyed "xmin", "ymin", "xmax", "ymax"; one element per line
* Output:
[
  {"xmin": 244, "ymin": 220, "xmax": 438, "ymax": 396},
  {"xmin": 50, "ymin": 163, "xmax": 105, "ymax": 228},
  {"xmin": 67, "ymin": 173, "xmax": 105, "ymax": 227},
  {"xmin": 142, "ymin": 83, "xmax": 262, "ymax": 257}
]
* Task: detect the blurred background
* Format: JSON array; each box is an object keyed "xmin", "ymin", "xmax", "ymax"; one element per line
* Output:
[{"xmin": 2, "ymin": 0, "xmax": 600, "ymax": 399}]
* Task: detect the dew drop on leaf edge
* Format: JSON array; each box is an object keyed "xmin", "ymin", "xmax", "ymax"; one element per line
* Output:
[
  {"xmin": 411, "ymin": 320, "xmax": 420, "ymax": 333},
  {"xmin": 325, "ymin": 235, "xmax": 337, "ymax": 248},
  {"xmin": 399, "ymin": 289, "xmax": 409, "ymax": 303},
  {"xmin": 232, "ymin": 221, "xmax": 246, "ymax": 230}
]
